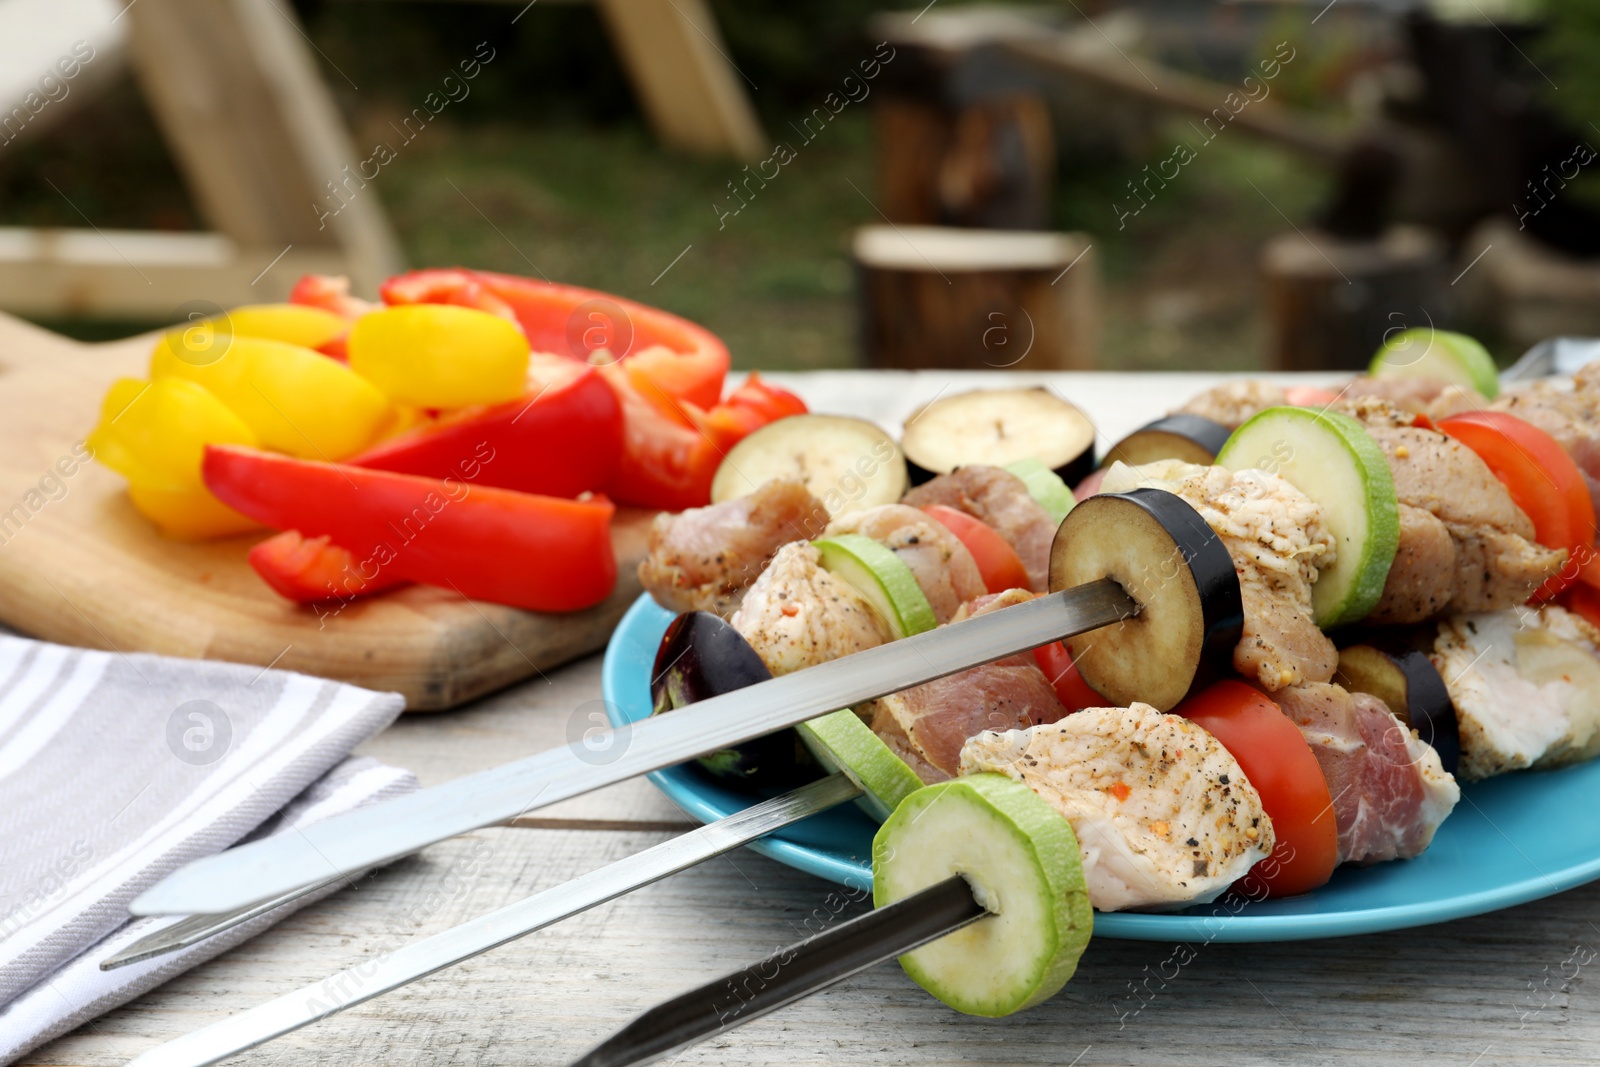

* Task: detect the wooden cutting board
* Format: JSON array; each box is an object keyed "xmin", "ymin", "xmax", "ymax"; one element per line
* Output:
[{"xmin": 0, "ymin": 312, "xmax": 658, "ymax": 710}]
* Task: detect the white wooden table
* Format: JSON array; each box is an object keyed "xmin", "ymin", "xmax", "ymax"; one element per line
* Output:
[{"xmin": 28, "ymin": 371, "xmax": 1600, "ymax": 1067}]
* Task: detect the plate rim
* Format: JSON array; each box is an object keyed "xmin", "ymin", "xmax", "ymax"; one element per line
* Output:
[{"xmin": 602, "ymin": 593, "xmax": 1600, "ymax": 942}]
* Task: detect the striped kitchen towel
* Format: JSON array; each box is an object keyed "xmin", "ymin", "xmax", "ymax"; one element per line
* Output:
[
  {"xmin": 0, "ymin": 756, "xmax": 418, "ymax": 1064},
  {"xmin": 0, "ymin": 634, "xmax": 406, "ymax": 1009}
]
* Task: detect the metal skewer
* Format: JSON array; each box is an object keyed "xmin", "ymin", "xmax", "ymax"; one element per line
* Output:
[
  {"xmin": 126, "ymin": 773, "xmax": 863, "ymax": 1067},
  {"xmin": 102, "ymin": 880, "xmax": 344, "ymax": 971},
  {"xmin": 571, "ymin": 876, "xmax": 988, "ymax": 1067},
  {"xmin": 133, "ymin": 580, "xmax": 1136, "ymax": 917}
]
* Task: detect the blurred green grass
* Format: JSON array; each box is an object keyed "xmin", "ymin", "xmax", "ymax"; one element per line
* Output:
[{"xmin": 0, "ymin": 0, "xmax": 1333, "ymax": 372}]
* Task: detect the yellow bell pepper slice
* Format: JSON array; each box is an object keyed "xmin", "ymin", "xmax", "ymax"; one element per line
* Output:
[
  {"xmin": 346, "ymin": 304, "xmax": 529, "ymax": 408},
  {"xmin": 88, "ymin": 377, "xmax": 257, "ymax": 491},
  {"xmin": 219, "ymin": 303, "xmax": 348, "ymax": 350},
  {"xmin": 87, "ymin": 377, "xmax": 263, "ymax": 537},
  {"xmin": 125, "ymin": 483, "xmax": 260, "ymax": 540},
  {"xmin": 150, "ymin": 334, "xmax": 393, "ymax": 460}
]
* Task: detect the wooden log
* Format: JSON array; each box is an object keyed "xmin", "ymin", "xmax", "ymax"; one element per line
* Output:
[
  {"xmin": 1463, "ymin": 216, "xmax": 1600, "ymax": 351},
  {"xmin": 874, "ymin": 91, "xmax": 1055, "ymax": 230},
  {"xmin": 854, "ymin": 225, "xmax": 1098, "ymax": 371},
  {"xmin": 1261, "ymin": 225, "xmax": 1450, "ymax": 371},
  {"xmin": 871, "ymin": 10, "xmax": 1056, "ymax": 229}
]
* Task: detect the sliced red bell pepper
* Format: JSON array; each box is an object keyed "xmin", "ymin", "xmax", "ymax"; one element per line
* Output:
[
  {"xmin": 289, "ymin": 274, "xmax": 374, "ymax": 320},
  {"xmin": 374, "ymin": 268, "xmax": 748, "ymax": 509},
  {"xmin": 249, "ymin": 530, "xmax": 410, "ymax": 603},
  {"xmin": 380, "ymin": 268, "xmax": 523, "ymax": 330},
  {"xmin": 472, "ymin": 270, "xmax": 730, "ymax": 411},
  {"xmin": 703, "ymin": 373, "xmax": 808, "ymax": 451},
  {"xmin": 289, "ymin": 275, "xmax": 373, "ymax": 360},
  {"xmin": 348, "ymin": 361, "xmax": 623, "ymax": 497},
  {"xmin": 599, "ymin": 363, "xmax": 723, "ymax": 511},
  {"xmin": 205, "ymin": 444, "xmax": 616, "ymax": 612}
]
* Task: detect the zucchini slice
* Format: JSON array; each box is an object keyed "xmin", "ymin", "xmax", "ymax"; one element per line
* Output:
[
  {"xmin": 1100, "ymin": 414, "xmax": 1232, "ymax": 469},
  {"xmin": 813, "ymin": 534, "xmax": 938, "ymax": 639},
  {"xmin": 901, "ymin": 387, "xmax": 1094, "ymax": 487},
  {"xmin": 873, "ymin": 774, "xmax": 1091, "ymax": 1017},
  {"xmin": 710, "ymin": 414, "xmax": 907, "ymax": 518},
  {"xmin": 1003, "ymin": 458, "xmax": 1075, "ymax": 525},
  {"xmin": 1369, "ymin": 327, "xmax": 1499, "ymax": 400},
  {"xmin": 796, "ymin": 709, "xmax": 924, "ymax": 822},
  {"xmin": 1217, "ymin": 406, "xmax": 1399, "ymax": 628},
  {"xmin": 1049, "ymin": 489, "xmax": 1242, "ymax": 712}
]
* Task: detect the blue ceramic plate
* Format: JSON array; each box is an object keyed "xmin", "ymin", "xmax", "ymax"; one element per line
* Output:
[{"xmin": 603, "ymin": 594, "xmax": 1600, "ymax": 942}]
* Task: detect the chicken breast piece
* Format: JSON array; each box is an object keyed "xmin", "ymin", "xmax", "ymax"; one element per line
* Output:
[
  {"xmin": 1346, "ymin": 376, "xmax": 1488, "ymax": 420},
  {"xmin": 1173, "ymin": 379, "xmax": 1288, "ymax": 430},
  {"xmin": 1101, "ymin": 459, "xmax": 1338, "ymax": 691},
  {"xmin": 1339, "ymin": 398, "xmax": 1566, "ymax": 621},
  {"xmin": 1274, "ymin": 682, "xmax": 1458, "ymax": 864},
  {"xmin": 825, "ymin": 504, "xmax": 987, "ymax": 623},
  {"xmin": 729, "ymin": 541, "xmax": 892, "ymax": 676},
  {"xmin": 902, "ymin": 465, "xmax": 1056, "ymax": 592},
  {"xmin": 1432, "ymin": 606, "xmax": 1600, "ymax": 780},
  {"xmin": 638, "ymin": 479, "xmax": 829, "ymax": 615},
  {"xmin": 1367, "ymin": 503, "xmax": 1456, "ymax": 624},
  {"xmin": 960, "ymin": 705, "xmax": 1274, "ymax": 911}
]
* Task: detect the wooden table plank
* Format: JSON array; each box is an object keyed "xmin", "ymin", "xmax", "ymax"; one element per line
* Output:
[{"xmin": 27, "ymin": 828, "xmax": 1600, "ymax": 1066}]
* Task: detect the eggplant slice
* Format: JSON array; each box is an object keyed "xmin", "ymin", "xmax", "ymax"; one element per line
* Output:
[
  {"xmin": 1100, "ymin": 414, "xmax": 1232, "ymax": 469},
  {"xmin": 902, "ymin": 387, "xmax": 1095, "ymax": 487},
  {"xmin": 710, "ymin": 414, "xmax": 908, "ymax": 518},
  {"xmin": 1335, "ymin": 643, "xmax": 1461, "ymax": 775},
  {"xmin": 1049, "ymin": 489, "xmax": 1242, "ymax": 712},
  {"xmin": 651, "ymin": 611, "xmax": 821, "ymax": 788}
]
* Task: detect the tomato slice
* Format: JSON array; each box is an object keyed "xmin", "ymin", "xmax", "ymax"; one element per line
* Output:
[
  {"xmin": 205, "ymin": 445, "xmax": 617, "ymax": 612},
  {"xmin": 1437, "ymin": 410, "xmax": 1597, "ymax": 602},
  {"xmin": 249, "ymin": 530, "xmax": 409, "ymax": 603},
  {"xmin": 1031, "ymin": 640, "xmax": 1106, "ymax": 712},
  {"xmin": 1284, "ymin": 385, "xmax": 1342, "ymax": 407},
  {"xmin": 919, "ymin": 504, "xmax": 1030, "ymax": 593},
  {"xmin": 1176, "ymin": 680, "xmax": 1339, "ymax": 898},
  {"xmin": 1561, "ymin": 582, "xmax": 1600, "ymax": 630}
]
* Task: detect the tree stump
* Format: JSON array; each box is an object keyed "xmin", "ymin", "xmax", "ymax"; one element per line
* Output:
[
  {"xmin": 1462, "ymin": 217, "xmax": 1600, "ymax": 351},
  {"xmin": 1261, "ymin": 225, "xmax": 1450, "ymax": 371},
  {"xmin": 854, "ymin": 225, "xmax": 1099, "ymax": 370},
  {"xmin": 871, "ymin": 10, "xmax": 1057, "ymax": 229}
]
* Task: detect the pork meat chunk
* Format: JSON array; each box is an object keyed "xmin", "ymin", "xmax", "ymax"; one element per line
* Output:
[
  {"xmin": 902, "ymin": 465, "xmax": 1056, "ymax": 592},
  {"xmin": 639, "ymin": 478, "xmax": 828, "ymax": 615},
  {"xmin": 1274, "ymin": 682, "xmax": 1458, "ymax": 865},
  {"xmin": 825, "ymin": 504, "xmax": 987, "ymax": 623}
]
